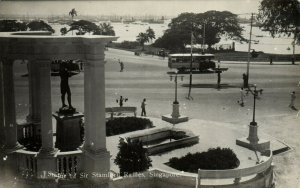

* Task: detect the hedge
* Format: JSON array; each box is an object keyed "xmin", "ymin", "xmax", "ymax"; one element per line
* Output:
[
  {"xmin": 168, "ymin": 147, "xmax": 240, "ymax": 173},
  {"xmin": 106, "ymin": 117, "xmax": 153, "ymax": 136}
]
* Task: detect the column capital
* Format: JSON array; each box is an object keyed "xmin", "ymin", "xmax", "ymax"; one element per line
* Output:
[{"xmin": 84, "ymin": 60, "xmax": 106, "ymax": 68}]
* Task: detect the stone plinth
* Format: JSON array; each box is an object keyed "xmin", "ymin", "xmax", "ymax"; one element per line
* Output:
[
  {"xmin": 162, "ymin": 103, "xmax": 188, "ymax": 124},
  {"xmin": 53, "ymin": 112, "xmax": 84, "ymax": 151},
  {"xmin": 236, "ymin": 137, "xmax": 270, "ymax": 152},
  {"xmin": 236, "ymin": 124, "xmax": 270, "ymax": 152}
]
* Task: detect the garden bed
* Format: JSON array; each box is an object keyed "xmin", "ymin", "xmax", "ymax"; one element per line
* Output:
[
  {"xmin": 168, "ymin": 147, "xmax": 240, "ymax": 173},
  {"xmin": 106, "ymin": 117, "xmax": 153, "ymax": 136}
]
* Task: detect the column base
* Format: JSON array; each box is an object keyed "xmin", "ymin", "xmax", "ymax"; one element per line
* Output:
[
  {"xmin": 36, "ymin": 148, "xmax": 59, "ymax": 179},
  {"xmin": 236, "ymin": 137, "xmax": 270, "ymax": 152},
  {"xmin": 162, "ymin": 114, "xmax": 189, "ymax": 124},
  {"xmin": 81, "ymin": 147, "xmax": 110, "ymax": 186},
  {"xmin": 0, "ymin": 149, "xmax": 19, "ymax": 180},
  {"xmin": 38, "ymin": 147, "xmax": 58, "ymax": 156}
]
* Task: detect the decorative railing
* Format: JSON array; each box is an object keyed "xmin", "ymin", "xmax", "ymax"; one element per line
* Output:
[
  {"xmin": 17, "ymin": 122, "xmax": 37, "ymax": 141},
  {"xmin": 16, "ymin": 150, "xmax": 38, "ymax": 179},
  {"xmin": 17, "ymin": 122, "xmax": 41, "ymax": 151},
  {"xmin": 15, "ymin": 149, "xmax": 83, "ymax": 180},
  {"xmin": 13, "ymin": 148, "xmax": 273, "ymax": 188},
  {"xmin": 56, "ymin": 150, "xmax": 82, "ymax": 179}
]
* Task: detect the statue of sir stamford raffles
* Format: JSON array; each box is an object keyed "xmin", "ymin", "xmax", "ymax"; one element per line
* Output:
[{"xmin": 59, "ymin": 62, "xmax": 75, "ymax": 113}]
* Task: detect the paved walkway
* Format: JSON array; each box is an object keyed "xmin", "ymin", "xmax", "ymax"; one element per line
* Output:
[{"xmin": 106, "ymin": 116, "xmax": 288, "ymax": 176}]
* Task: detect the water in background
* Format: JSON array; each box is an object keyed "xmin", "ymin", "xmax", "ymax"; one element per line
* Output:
[
  {"xmin": 51, "ymin": 22, "xmax": 297, "ymax": 54},
  {"xmin": 1, "ymin": 0, "xmax": 298, "ymax": 54}
]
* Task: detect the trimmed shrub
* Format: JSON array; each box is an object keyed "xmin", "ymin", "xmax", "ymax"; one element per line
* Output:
[
  {"xmin": 168, "ymin": 147, "xmax": 240, "ymax": 173},
  {"xmin": 112, "ymin": 41, "xmax": 140, "ymax": 49},
  {"xmin": 114, "ymin": 139, "xmax": 152, "ymax": 176},
  {"xmin": 106, "ymin": 117, "xmax": 153, "ymax": 136}
]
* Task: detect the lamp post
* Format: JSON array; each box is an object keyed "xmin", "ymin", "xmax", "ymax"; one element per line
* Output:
[
  {"xmin": 247, "ymin": 84, "xmax": 259, "ymax": 143},
  {"xmin": 170, "ymin": 71, "xmax": 184, "ymax": 105},
  {"xmin": 236, "ymin": 84, "xmax": 270, "ymax": 152},
  {"xmin": 162, "ymin": 71, "xmax": 188, "ymax": 124}
]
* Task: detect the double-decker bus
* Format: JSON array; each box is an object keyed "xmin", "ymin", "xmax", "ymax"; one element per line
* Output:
[{"xmin": 168, "ymin": 53, "xmax": 216, "ymax": 72}]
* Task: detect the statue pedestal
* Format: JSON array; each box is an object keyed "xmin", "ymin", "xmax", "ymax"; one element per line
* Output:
[{"xmin": 53, "ymin": 111, "xmax": 84, "ymax": 151}]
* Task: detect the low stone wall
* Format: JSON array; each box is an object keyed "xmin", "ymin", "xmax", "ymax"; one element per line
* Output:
[
  {"xmin": 130, "ymin": 129, "xmax": 171, "ymax": 143},
  {"xmin": 147, "ymin": 136, "xmax": 199, "ymax": 155},
  {"xmin": 9, "ymin": 150, "xmax": 274, "ymax": 188},
  {"xmin": 127, "ymin": 128, "xmax": 199, "ymax": 155},
  {"xmin": 106, "ymin": 107, "xmax": 137, "ymax": 119},
  {"xmin": 216, "ymin": 52, "xmax": 300, "ymax": 62},
  {"xmin": 110, "ymin": 169, "xmax": 197, "ymax": 188},
  {"xmin": 197, "ymin": 150, "xmax": 274, "ymax": 188}
]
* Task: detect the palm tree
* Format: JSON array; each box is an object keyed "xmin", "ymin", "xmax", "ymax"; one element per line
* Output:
[
  {"xmin": 69, "ymin": 8, "xmax": 77, "ymax": 19},
  {"xmin": 136, "ymin": 32, "xmax": 149, "ymax": 51},
  {"xmin": 69, "ymin": 8, "xmax": 77, "ymax": 35},
  {"xmin": 146, "ymin": 27, "xmax": 155, "ymax": 43},
  {"xmin": 98, "ymin": 22, "xmax": 115, "ymax": 36}
]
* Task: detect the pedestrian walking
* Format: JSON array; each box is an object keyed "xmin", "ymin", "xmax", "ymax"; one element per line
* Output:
[
  {"xmin": 217, "ymin": 71, "xmax": 221, "ymax": 88},
  {"xmin": 118, "ymin": 59, "xmax": 124, "ymax": 72},
  {"xmin": 242, "ymin": 73, "xmax": 248, "ymax": 88},
  {"xmin": 216, "ymin": 59, "xmax": 221, "ymax": 89},
  {"xmin": 116, "ymin": 96, "xmax": 128, "ymax": 107},
  {"xmin": 141, "ymin": 98, "xmax": 147, "ymax": 116},
  {"xmin": 238, "ymin": 88, "xmax": 245, "ymax": 107},
  {"xmin": 289, "ymin": 91, "xmax": 296, "ymax": 109}
]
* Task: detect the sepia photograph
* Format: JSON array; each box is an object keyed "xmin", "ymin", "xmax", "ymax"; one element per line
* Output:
[{"xmin": 0, "ymin": 0, "xmax": 299, "ymax": 187}]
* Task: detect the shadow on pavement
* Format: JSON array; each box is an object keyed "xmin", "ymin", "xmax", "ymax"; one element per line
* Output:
[
  {"xmin": 222, "ymin": 62, "xmax": 299, "ymax": 66},
  {"xmin": 181, "ymin": 83, "xmax": 240, "ymax": 89}
]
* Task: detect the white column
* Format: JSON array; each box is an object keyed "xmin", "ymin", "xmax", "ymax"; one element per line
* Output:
[
  {"xmin": 83, "ymin": 59, "xmax": 91, "ymax": 149},
  {"xmin": 2, "ymin": 59, "xmax": 21, "ymax": 151},
  {"xmin": 0, "ymin": 60, "xmax": 5, "ymax": 147},
  {"xmin": 36, "ymin": 59, "xmax": 57, "ymax": 179},
  {"xmin": 82, "ymin": 43, "xmax": 110, "ymax": 186},
  {"xmin": 84, "ymin": 60, "xmax": 106, "ymax": 150},
  {"xmin": 36, "ymin": 60, "xmax": 55, "ymax": 154},
  {"xmin": 27, "ymin": 60, "xmax": 41, "ymax": 122}
]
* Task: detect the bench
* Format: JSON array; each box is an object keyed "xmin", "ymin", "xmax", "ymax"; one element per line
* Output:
[{"xmin": 105, "ymin": 107, "xmax": 137, "ymax": 119}]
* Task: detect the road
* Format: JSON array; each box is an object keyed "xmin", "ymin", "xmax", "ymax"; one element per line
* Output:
[{"xmin": 14, "ymin": 48, "xmax": 300, "ymax": 187}]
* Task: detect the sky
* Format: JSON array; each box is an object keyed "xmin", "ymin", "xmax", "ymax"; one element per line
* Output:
[{"xmin": 0, "ymin": 0, "xmax": 261, "ymax": 17}]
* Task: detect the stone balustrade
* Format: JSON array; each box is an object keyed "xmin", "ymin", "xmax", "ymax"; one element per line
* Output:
[
  {"xmin": 17, "ymin": 122, "xmax": 38, "ymax": 142},
  {"xmin": 15, "ymin": 149, "xmax": 83, "ymax": 180},
  {"xmin": 56, "ymin": 150, "xmax": 83, "ymax": 179},
  {"xmin": 16, "ymin": 150, "xmax": 38, "ymax": 179},
  {"xmin": 13, "ymin": 148, "xmax": 274, "ymax": 188}
]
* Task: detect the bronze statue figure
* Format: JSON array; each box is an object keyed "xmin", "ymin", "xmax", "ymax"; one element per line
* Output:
[{"xmin": 60, "ymin": 62, "xmax": 74, "ymax": 109}]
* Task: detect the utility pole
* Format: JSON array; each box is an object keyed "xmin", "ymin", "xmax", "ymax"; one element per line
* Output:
[
  {"xmin": 246, "ymin": 13, "xmax": 254, "ymax": 88},
  {"xmin": 292, "ymin": 28, "xmax": 296, "ymax": 64},
  {"xmin": 202, "ymin": 24, "xmax": 205, "ymax": 54},
  {"xmin": 187, "ymin": 31, "xmax": 193, "ymax": 100}
]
